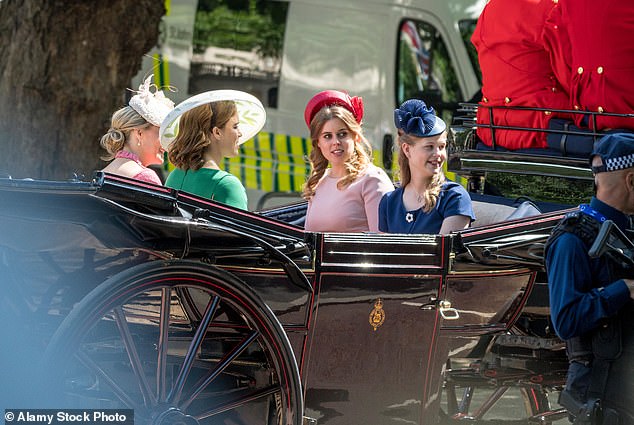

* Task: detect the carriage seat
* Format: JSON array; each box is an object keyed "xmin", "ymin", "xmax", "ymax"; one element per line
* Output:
[{"xmin": 472, "ymin": 200, "xmax": 541, "ymax": 227}]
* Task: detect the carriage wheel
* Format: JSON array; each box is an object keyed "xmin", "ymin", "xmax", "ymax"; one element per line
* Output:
[
  {"xmin": 44, "ymin": 260, "xmax": 303, "ymax": 425},
  {"xmin": 440, "ymin": 363, "xmax": 563, "ymax": 425}
]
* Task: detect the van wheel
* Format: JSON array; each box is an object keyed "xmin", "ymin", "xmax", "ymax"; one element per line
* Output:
[{"xmin": 44, "ymin": 260, "xmax": 303, "ymax": 425}]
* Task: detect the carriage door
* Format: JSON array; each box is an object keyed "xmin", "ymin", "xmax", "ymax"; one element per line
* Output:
[{"xmin": 301, "ymin": 233, "xmax": 450, "ymax": 425}]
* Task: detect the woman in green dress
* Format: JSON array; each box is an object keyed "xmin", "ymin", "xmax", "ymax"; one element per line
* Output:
[{"xmin": 161, "ymin": 90, "xmax": 266, "ymax": 210}]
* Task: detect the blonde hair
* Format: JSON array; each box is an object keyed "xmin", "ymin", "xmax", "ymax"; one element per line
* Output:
[
  {"xmin": 168, "ymin": 101, "xmax": 237, "ymax": 170},
  {"xmin": 397, "ymin": 130, "xmax": 446, "ymax": 213},
  {"xmin": 302, "ymin": 105, "xmax": 372, "ymax": 200},
  {"xmin": 99, "ymin": 106, "xmax": 149, "ymax": 161}
]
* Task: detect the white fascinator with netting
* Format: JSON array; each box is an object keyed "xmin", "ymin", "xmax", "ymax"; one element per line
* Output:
[
  {"xmin": 159, "ymin": 90, "xmax": 266, "ymax": 150},
  {"xmin": 129, "ymin": 75, "xmax": 175, "ymax": 127}
]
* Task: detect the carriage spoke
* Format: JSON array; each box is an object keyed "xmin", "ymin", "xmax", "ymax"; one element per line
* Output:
[
  {"xmin": 113, "ymin": 307, "xmax": 157, "ymax": 406},
  {"xmin": 445, "ymin": 382, "xmax": 459, "ymax": 415},
  {"xmin": 168, "ymin": 294, "xmax": 220, "ymax": 404},
  {"xmin": 180, "ymin": 330, "xmax": 260, "ymax": 410},
  {"xmin": 75, "ymin": 350, "xmax": 141, "ymax": 411},
  {"xmin": 194, "ymin": 384, "xmax": 282, "ymax": 420},
  {"xmin": 156, "ymin": 287, "xmax": 171, "ymax": 403},
  {"xmin": 471, "ymin": 386, "xmax": 509, "ymax": 420},
  {"xmin": 458, "ymin": 386, "xmax": 474, "ymax": 414}
]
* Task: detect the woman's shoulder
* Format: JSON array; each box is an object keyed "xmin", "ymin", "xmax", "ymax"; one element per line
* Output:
[
  {"xmin": 363, "ymin": 163, "xmax": 390, "ymax": 179},
  {"xmin": 105, "ymin": 159, "xmax": 152, "ymax": 181},
  {"xmin": 361, "ymin": 164, "xmax": 394, "ymax": 186},
  {"xmin": 380, "ymin": 185, "xmax": 404, "ymax": 202},
  {"xmin": 133, "ymin": 168, "xmax": 162, "ymax": 185},
  {"xmin": 442, "ymin": 180, "xmax": 469, "ymax": 195},
  {"xmin": 214, "ymin": 170, "xmax": 244, "ymax": 187}
]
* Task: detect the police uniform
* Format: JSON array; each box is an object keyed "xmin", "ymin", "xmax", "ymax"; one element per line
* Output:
[
  {"xmin": 472, "ymin": 0, "xmax": 570, "ymax": 150},
  {"xmin": 545, "ymin": 133, "xmax": 634, "ymax": 424},
  {"xmin": 561, "ymin": 0, "xmax": 634, "ymax": 131}
]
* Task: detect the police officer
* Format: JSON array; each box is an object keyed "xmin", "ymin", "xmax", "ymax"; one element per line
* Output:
[{"xmin": 545, "ymin": 132, "xmax": 634, "ymax": 424}]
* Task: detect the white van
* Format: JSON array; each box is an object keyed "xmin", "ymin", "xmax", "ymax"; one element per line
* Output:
[{"xmin": 135, "ymin": 0, "xmax": 485, "ymax": 209}]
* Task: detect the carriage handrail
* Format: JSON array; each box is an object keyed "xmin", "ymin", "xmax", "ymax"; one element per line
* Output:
[
  {"xmin": 455, "ymin": 102, "xmax": 634, "ymax": 136},
  {"xmin": 91, "ymin": 193, "xmax": 314, "ymax": 294},
  {"xmin": 191, "ymin": 208, "xmax": 314, "ymax": 293},
  {"xmin": 454, "ymin": 102, "xmax": 634, "ymax": 157}
]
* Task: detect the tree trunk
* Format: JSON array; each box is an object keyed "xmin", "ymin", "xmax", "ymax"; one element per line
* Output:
[{"xmin": 0, "ymin": 0, "xmax": 165, "ymax": 179}]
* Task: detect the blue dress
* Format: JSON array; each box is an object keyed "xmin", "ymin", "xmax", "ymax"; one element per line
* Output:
[{"xmin": 378, "ymin": 182, "xmax": 475, "ymax": 234}]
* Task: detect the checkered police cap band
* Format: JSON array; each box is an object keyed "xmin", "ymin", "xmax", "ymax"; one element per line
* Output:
[
  {"xmin": 590, "ymin": 133, "xmax": 634, "ymax": 174},
  {"xmin": 592, "ymin": 154, "xmax": 634, "ymax": 173},
  {"xmin": 607, "ymin": 153, "xmax": 634, "ymax": 171}
]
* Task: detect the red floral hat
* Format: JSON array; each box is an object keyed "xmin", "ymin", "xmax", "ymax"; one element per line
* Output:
[{"xmin": 304, "ymin": 90, "xmax": 364, "ymax": 128}]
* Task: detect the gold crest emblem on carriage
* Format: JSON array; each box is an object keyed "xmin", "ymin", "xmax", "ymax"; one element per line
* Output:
[{"xmin": 369, "ymin": 298, "xmax": 385, "ymax": 331}]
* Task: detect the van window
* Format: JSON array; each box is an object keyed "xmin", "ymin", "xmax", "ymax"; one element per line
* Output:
[
  {"xmin": 189, "ymin": 0, "xmax": 289, "ymax": 108},
  {"xmin": 396, "ymin": 19, "xmax": 462, "ymax": 116},
  {"xmin": 459, "ymin": 19, "xmax": 482, "ymax": 87}
]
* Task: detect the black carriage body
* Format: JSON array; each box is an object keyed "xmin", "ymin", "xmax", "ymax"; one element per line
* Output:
[{"xmin": 0, "ymin": 172, "xmax": 561, "ymax": 424}]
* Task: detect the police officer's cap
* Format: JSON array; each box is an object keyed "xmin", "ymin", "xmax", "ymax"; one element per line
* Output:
[{"xmin": 591, "ymin": 132, "xmax": 634, "ymax": 174}]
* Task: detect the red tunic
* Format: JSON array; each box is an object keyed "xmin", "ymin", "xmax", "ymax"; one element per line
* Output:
[
  {"xmin": 472, "ymin": 0, "xmax": 570, "ymax": 150},
  {"xmin": 563, "ymin": 0, "xmax": 634, "ymax": 130}
]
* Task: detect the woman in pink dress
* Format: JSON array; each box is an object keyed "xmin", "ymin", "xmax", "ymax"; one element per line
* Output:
[
  {"xmin": 302, "ymin": 90, "xmax": 394, "ymax": 232},
  {"xmin": 100, "ymin": 75, "xmax": 174, "ymax": 184}
]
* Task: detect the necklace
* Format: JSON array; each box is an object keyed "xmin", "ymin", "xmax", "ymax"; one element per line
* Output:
[
  {"xmin": 406, "ymin": 184, "xmax": 427, "ymax": 205},
  {"xmin": 115, "ymin": 150, "xmax": 142, "ymax": 165}
]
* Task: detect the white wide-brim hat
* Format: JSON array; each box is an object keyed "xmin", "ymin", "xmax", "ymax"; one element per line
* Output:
[{"xmin": 159, "ymin": 90, "xmax": 266, "ymax": 150}]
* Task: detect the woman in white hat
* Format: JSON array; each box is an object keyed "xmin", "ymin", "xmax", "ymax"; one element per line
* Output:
[
  {"xmin": 160, "ymin": 90, "xmax": 266, "ymax": 210},
  {"xmin": 99, "ymin": 75, "xmax": 174, "ymax": 184}
]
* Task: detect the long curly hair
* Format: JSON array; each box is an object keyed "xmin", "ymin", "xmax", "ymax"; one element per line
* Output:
[
  {"xmin": 168, "ymin": 101, "xmax": 237, "ymax": 170},
  {"xmin": 302, "ymin": 105, "xmax": 373, "ymax": 200},
  {"xmin": 397, "ymin": 130, "xmax": 446, "ymax": 213}
]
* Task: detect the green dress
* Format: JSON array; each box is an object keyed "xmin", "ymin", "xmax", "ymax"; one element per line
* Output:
[{"xmin": 165, "ymin": 168, "xmax": 248, "ymax": 210}]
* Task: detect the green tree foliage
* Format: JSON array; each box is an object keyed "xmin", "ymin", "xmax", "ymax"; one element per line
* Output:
[
  {"xmin": 193, "ymin": 0, "xmax": 286, "ymax": 58},
  {"xmin": 486, "ymin": 172, "xmax": 593, "ymax": 206}
]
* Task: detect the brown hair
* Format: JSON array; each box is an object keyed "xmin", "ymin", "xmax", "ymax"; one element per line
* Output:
[
  {"xmin": 168, "ymin": 101, "xmax": 237, "ymax": 170},
  {"xmin": 397, "ymin": 130, "xmax": 446, "ymax": 213},
  {"xmin": 99, "ymin": 106, "xmax": 149, "ymax": 161},
  {"xmin": 302, "ymin": 105, "xmax": 372, "ymax": 200}
]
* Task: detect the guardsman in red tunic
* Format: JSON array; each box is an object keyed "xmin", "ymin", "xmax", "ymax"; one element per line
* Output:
[
  {"xmin": 472, "ymin": 0, "xmax": 570, "ymax": 150},
  {"xmin": 562, "ymin": 0, "xmax": 634, "ymax": 131}
]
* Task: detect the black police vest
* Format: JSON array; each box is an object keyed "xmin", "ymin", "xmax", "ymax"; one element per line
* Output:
[
  {"xmin": 545, "ymin": 211, "xmax": 608, "ymax": 365},
  {"xmin": 545, "ymin": 210, "xmax": 634, "ymax": 401}
]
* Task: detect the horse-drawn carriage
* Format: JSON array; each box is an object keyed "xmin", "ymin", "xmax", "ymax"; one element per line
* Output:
[{"xmin": 2, "ymin": 106, "xmax": 633, "ymax": 425}]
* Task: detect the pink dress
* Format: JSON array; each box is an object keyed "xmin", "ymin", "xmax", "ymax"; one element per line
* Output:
[
  {"xmin": 113, "ymin": 151, "xmax": 162, "ymax": 185},
  {"xmin": 304, "ymin": 164, "xmax": 394, "ymax": 233},
  {"xmin": 132, "ymin": 168, "xmax": 162, "ymax": 185}
]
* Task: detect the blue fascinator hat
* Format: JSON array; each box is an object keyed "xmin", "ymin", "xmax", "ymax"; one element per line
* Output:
[{"xmin": 394, "ymin": 99, "xmax": 446, "ymax": 137}]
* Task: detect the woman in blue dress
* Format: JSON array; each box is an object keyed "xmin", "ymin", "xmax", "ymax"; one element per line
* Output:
[{"xmin": 379, "ymin": 99, "xmax": 475, "ymax": 234}]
